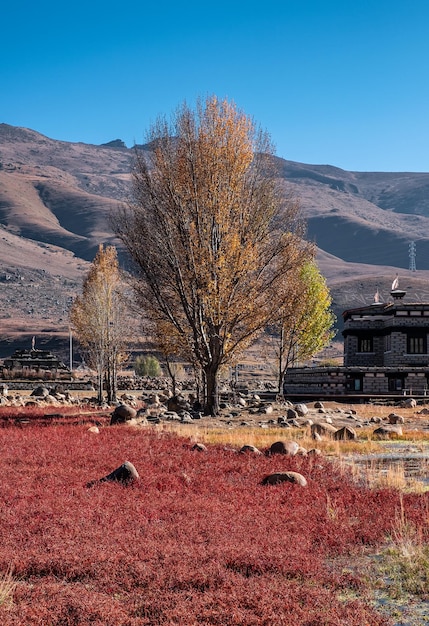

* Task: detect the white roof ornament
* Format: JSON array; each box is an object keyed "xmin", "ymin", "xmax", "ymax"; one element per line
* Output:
[{"xmin": 391, "ymin": 275, "xmax": 399, "ymax": 290}]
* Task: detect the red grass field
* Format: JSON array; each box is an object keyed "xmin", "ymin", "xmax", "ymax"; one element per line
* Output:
[{"xmin": 0, "ymin": 419, "xmax": 428, "ymax": 625}]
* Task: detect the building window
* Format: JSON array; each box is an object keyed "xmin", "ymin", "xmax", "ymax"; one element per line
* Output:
[
  {"xmin": 388, "ymin": 377, "xmax": 404, "ymax": 392},
  {"xmin": 358, "ymin": 337, "xmax": 373, "ymax": 352},
  {"xmin": 408, "ymin": 336, "xmax": 426, "ymax": 354}
]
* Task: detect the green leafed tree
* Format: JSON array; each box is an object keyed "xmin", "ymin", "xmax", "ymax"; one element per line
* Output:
[
  {"xmin": 112, "ymin": 96, "xmax": 312, "ymax": 414},
  {"xmin": 70, "ymin": 244, "xmax": 129, "ymax": 404},
  {"xmin": 134, "ymin": 354, "xmax": 161, "ymax": 377},
  {"xmin": 272, "ymin": 259, "xmax": 336, "ymax": 394}
]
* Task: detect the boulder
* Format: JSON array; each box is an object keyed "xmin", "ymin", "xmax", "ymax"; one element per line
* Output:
[
  {"xmin": 373, "ymin": 425, "xmax": 403, "ymax": 438},
  {"xmin": 259, "ymin": 404, "xmax": 273, "ymax": 415},
  {"xmin": 400, "ymin": 398, "xmax": 417, "ymax": 408},
  {"xmin": 333, "ymin": 426, "xmax": 357, "ymax": 441},
  {"xmin": 191, "ymin": 443, "xmax": 207, "ymax": 452},
  {"xmin": 261, "ymin": 471, "xmax": 307, "ymax": 487},
  {"xmin": 311, "ymin": 422, "xmax": 337, "ymax": 437},
  {"xmin": 294, "ymin": 403, "xmax": 308, "ymax": 416},
  {"xmin": 388, "ymin": 413, "xmax": 405, "ymax": 424},
  {"xmin": 239, "ymin": 445, "xmax": 262, "ymax": 455},
  {"xmin": 87, "ymin": 460, "xmax": 139, "ymax": 487},
  {"xmin": 268, "ymin": 440, "xmax": 299, "ymax": 456},
  {"xmin": 167, "ymin": 395, "xmax": 191, "ymax": 412},
  {"xmin": 110, "ymin": 403, "xmax": 137, "ymax": 424},
  {"xmin": 31, "ymin": 385, "xmax": 50, "ymax": 398}
]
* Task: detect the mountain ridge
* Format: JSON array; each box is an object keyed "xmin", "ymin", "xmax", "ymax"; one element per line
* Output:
[{"xmin": 1, "ymin": 122, "xmax": 429, "ymax": 358}]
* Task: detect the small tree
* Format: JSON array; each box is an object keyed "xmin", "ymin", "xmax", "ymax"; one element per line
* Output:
[
  {"xmin": 272, "ymin": 259, "xmax": 336, "ymax": 394},
  {"xmin": 70, "ymin": 245, "xmax": 129, "ymax": 404},
  {"xmin": 112, "ymin": 96, "xmax": 312, "ymax": 414},
  {"xmin": 134, "ymin": 355, "xmax": 161, "ymax": 377}
]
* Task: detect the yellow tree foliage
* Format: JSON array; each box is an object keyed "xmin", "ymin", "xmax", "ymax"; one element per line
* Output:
[
  {"xmin": 273, "ymin": 259, "xmax": 336, "ymax": 393},
  {"xmin": 112, "ymin": 96, "xmax": 312, "ymax": 414},
  {"xmin": 70, "ymin": 244, "xmax": 128, "ymax": 403}
]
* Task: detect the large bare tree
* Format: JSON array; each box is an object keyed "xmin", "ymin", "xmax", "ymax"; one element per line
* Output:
[
  {"xmin": 112, "ymin": 96, "xmax": 312, "ymax": 414},
  {"xmin": 70, "ymin": 244, "xmax": 128, "ymax": 404}
]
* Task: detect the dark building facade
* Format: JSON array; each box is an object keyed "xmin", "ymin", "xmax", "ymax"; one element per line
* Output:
[{"xmin": 284, "ymin": 289, "xmax": 429, "ymax": 398}]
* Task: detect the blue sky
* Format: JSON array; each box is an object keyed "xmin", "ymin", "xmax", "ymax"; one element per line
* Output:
[{"xmin": 2, "ymin": 0, "xmax": 429, "ymax": 172}]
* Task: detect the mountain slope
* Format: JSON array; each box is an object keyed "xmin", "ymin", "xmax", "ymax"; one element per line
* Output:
[{"xmin": 1, "ymin": 122, "xmax": 429, "ymax": 355}]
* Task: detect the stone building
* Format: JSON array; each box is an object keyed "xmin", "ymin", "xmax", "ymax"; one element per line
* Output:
[
  {"xmin": 284, "ymin": 287, "xmax": 429, "ymax": 398},
  {"xmin": 3, "ymin": 347, "xmax": 70, "ymax": 377}
]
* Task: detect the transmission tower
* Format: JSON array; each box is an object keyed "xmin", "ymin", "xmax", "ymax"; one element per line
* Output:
[{"xmin": 409, "ymin": 241, "xmax": 417, "ymax": 271}]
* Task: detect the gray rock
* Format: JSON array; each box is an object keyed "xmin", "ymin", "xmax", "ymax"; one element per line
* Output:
[
  {"xmin": 31, "ymin": 385, "xmax": 50, "ymax": 397},
  {"xmin": 294, "ymin": 403, "xmax": 308, "ymax": 416},
  {"xmin": 261, "ymin": 471, "xmax": 307, "ymax": 487},
  {"xmin": 87, "ymin": 460, "xmax": 140, "ymax": 487},
  {"xmin": 311, "ymin": 422, "xmax": 337, "ymax": 437},
  {"xmin": 373, "ymin": 425, "xmax": 403, "ymax": 438},
  {"xmin": 388, "ymin": 413, "xmax": 405, "ymax": 424},
  {"xmin": 268, "ymin": 440, "xmax": 299, "ymax": 456},
  {"xmin": 239, "ymin": 445, "xmax": 262, "ymax": 455},
  {"xmin": 110, "ymin": 403, "xmax": 137, "ymax": 424},
  {"xmin": 333, "ymin": 426, "xmax": 357, "ymax": 441}
]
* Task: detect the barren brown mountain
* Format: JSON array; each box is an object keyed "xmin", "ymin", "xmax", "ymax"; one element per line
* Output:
[{"xmin": 1, "ymin": 123, "xmax": 429, "ymax": 362}]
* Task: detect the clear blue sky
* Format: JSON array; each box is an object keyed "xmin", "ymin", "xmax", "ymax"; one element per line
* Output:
[{"xmin": 2, "ymin": 0, "xmax": 429, "ymax": 172}]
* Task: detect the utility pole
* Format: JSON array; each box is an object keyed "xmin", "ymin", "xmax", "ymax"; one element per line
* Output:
[{"xmin": 409, "ymin": 241, "xmax": 416, "ymax": 272}]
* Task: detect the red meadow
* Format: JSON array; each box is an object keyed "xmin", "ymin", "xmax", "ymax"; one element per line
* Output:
[{"xmin": 0, "ymin": 419, "xmax": 427, "ymax": 625}]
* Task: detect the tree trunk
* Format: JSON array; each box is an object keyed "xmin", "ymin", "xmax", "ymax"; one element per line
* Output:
[
  {"xmin": 204, "ymin": 366, "xmax": 219, "ymax": 416},
  {"xmin": 97, "ymin": 366, "xmax": 104, "ymax": 405},
  {"xmin": 277, "ymin": 326, "xmax": 284, "ymax": 396},
  {"xmin": 111, "ymin": 356, "xmax": 118, "ymax": 403}
]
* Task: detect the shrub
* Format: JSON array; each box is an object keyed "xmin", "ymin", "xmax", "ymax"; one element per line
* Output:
[{"xmin": 134, "ymin": 354, "xmax": 161, "ymax": 377}]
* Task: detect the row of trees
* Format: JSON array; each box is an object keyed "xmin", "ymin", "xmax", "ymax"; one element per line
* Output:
[{"xmin": 71, "ymin": 96, "xmax": 335, "ymax": 412}]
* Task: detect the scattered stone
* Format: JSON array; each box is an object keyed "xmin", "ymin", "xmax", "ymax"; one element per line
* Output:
[
  {"xmin": 311, "ymin": 422, "xmax": 337, "ymax": 437},
  {"xmin": 268, "ymin": 440, "xmax": 299, "ymax": 456},
  {"xmin": 239, "ymin": 445, "xmax": 262, "ymax": 455},
  {"xmin": 191, "ymin": 442, "xmax": 207, "ymax": 452},
  {"xmin": 314, "ymin": 401, "xmax": 324, "ymax": 409},
  {"xmin": 333, "ymin": 426, "xmax": 357, "ymax": 441},
  {"xmin": 87, "ymin": 460, "xmax": 139, "ymax": 487},
  {"xmin": 294, "ymin": 403, "xmax": 308, "ymax": 416},
  {"xmin": 110, "ymin": 403, "xmax": 137, "ymax": 425},
  {"xmin": 388, "ymin": 413, "xmax": 405, "ymax": 425},
  {"xmin": 287, "ymin": 408, "xmax": 298, "ymax": 420},
  {"xmin": 296, "ymin": 446, "xmax": 308, "ymax": 456},
  {"xmin": 261, "ymin": 471, "xmax": 307, "ymax": 487},
  {"xmin": 87, "ymin": 426, "xmax": 100, "ymax": 434},
  {"xmin": 373, "ymin": 425, "xmax": 403, "ymax": 438},
  {"xmin": 180, "ymin": 411, "xmax": 194, "ymax": 423},
  {"xmin": 400, "ymin": 398, "xmax": 417, "ymax": 408},
  {"xmin": 370, "ymin": 416, "xmax": 383, "ymax": 423},
  {"xmin": 167, "ymin": 395, "xmax": 190, "ymax": 412},
  {"xmin": 287, "ymin": 419, "xmax": 301, "ymax": 428},
  {"xmin": 31, "ymin": 385, "xmax": 49, "ymax": 398}
]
